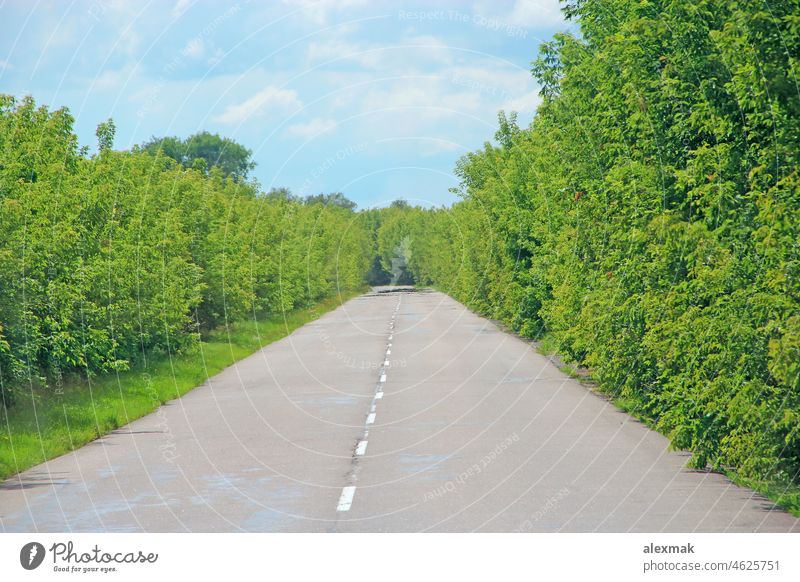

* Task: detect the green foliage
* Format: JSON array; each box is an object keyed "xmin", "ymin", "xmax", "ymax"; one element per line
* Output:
[
  {"xmin": 0, "ymin": 95, "xmax": 372, "ymax": 407},
  {"xmin": 95, "ymin": 118, "xmax": 115, "ymax": 151},
  {"xmin": 3, "ymin": 0, "xmax": 799, "ymax": 506},
  {"xmin": 142, "ymin": 130, "xmax": 256, "ymax": 181},
  {"xmin": 0, "ymin": 293, "xmax": 359, "ymax": 481},
  {"xmin": 392, "ymin": 0, "xmax": 800, "ymax": 492},
  {"xmin": 304, "ymin": 191, "xmax": 358, "ymax": 210}
]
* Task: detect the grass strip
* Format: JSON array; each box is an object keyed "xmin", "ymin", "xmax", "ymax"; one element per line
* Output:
[{"xmin": 0, "ymin": 290, "xmax": 363, "ymax": 480}]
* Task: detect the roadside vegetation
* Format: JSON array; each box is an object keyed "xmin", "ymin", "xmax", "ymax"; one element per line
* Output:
[
  {"xmin": 0, "ymin": 293, "xmax": 360, "ymax": 480},
  {"xmin": 375, "ymin": 1, "xmax": 800, "ymax": 513},
  {"xmin": 2, "ymin": 0, "xmax": 798, "ymax": 515},
  {"xmin": 0, "ymin": 95, "xmax": 372, "ymax": 478}
]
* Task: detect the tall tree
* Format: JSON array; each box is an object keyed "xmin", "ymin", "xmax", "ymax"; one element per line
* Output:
[
  {"xmin": 95, "ymin": 118, "xmax": 115, "ymax": 151},
  {"xmin": 142, "ymin": 131, "xmax": 256, "ymax": 181}
]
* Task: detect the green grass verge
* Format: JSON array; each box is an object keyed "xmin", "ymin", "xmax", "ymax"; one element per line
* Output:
[
  {"xmin": 0, "ymin": 290, "xmax": 364, "ymax": 481},
  {"xmin": 725, "ymin": 474, "xmax": 800, "ymax": 517},
  {"xmin": 533, "ymin": 331, "xmax": 559, "ymax": 357}
]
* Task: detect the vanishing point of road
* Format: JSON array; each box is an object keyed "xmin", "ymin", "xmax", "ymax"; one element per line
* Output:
[{"xmin": 1, "ymin": 287, "xmax": 797, "ymax": 532}]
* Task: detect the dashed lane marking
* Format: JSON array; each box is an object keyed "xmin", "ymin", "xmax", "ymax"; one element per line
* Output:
[{"xmin": 337, "ymin": 486, "xmax": 356, "ymax": 511}]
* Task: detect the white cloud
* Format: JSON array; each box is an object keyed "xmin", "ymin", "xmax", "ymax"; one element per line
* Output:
[
  {"xmin": 39, "ymin": 18, "xmax": 78, "ymax": 51},
  {"xmin": 471, "ymin": 0, "xmax": 565, "ymax": 30},
  {"xmin": 374, "ymin": 136, "xmax": 463, "ymax": 157},
  {"xmin": 86, "ymin": 1, "xmax": 144, "ymax": 55},
  {"xmin": 0, "ymin": 60, "xmax": 12, "ymax": 71},
  {"xmin": 284, "ymin": 117, "xmax": 338, "ymax": 138},
  {"xmin": 214, "ymin": 86, "xmax": 302, "ymax": 124},
  {"xmin": 208, "ymin": 48, "xmax": 225, "ymax": 66},
  {"xmin": 448, "ymin": 64, "xmax": 539, "ymax": 114},
  {"xmin": 509, "ymin": 0, "xmax": 564, "ymax": 28},
  {"xmin": 308, "ymin": 40, "xmax": 355, "ymax": 62},
  {"xmin": 282, "ymin": 0, "xmax": 368, "ymax": 24},
  {"xmin": 502, "ymin": 90, "xmax": 542, "ymax": 114},
  {"xmin": 172, "ymin": 0, "xmax": 192, "ymax": 18},
  {"xmin": 307, "ymin": 40, "xmax": 382, "ymax": 68},
  {"xmin": 182, "ymin": 37, "xmax": 204, "ymax": 58},
  {"xmin": 307, "ymin": 34, "xmax": 454, "ymax": 72},
  {"xmin": 93, "ymin": 63, "xmax": 141, "ymax": 90},
  {"xmin": 354, "ymin": 80, "xmax": 485, "ymax": 153},
  {"xmin": 362, "ymin": 79, "xmax": 482, "ymax": 116},
  {"xmin": 401, "ymin": 35, "xmax": 454, "ymax": 66}
]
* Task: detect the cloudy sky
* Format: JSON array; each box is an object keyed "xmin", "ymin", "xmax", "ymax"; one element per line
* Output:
[{"xmin": 0, "ymin": 0, "xmax": 572, "ymax": 208}]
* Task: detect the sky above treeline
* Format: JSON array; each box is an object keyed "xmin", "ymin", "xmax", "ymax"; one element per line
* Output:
[{"xmin": 0, "ymin": 0, "xmax": 573, "ymax": 208}]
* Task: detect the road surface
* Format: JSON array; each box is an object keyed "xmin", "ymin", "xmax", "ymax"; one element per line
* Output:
[{"xmin": 1, "ymin": 287, "xmax": 797, "ymax": 532}]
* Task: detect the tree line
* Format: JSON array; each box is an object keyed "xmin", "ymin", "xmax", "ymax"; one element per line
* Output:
[
  {"xmin": 0, "ymin": 95, "xmax": 372, "ymax": 407},
  {"xmin": 378, "ymin": 0, "xmax": 800, "ymax": 489},
  {"xmin": 3, "ymin": 0, "xmax": 798, "ymax": 494}
]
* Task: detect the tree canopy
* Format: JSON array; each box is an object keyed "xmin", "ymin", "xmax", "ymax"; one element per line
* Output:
[
  {"xmin": 142, "ymin": 130, "xmax": 256, "ymax": 181},
  {"xmin": 304, "ymin": 192, "xmax": 357, "ymax": 210}
]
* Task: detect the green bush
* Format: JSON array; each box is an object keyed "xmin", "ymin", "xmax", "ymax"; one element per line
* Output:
[
  {"xmin": 0, "ymin": 95, "xmax": 373, "ymax": 406},
  {"xmin": 391, "ymin": 0, "xmax": 800, "ymax": 488}
]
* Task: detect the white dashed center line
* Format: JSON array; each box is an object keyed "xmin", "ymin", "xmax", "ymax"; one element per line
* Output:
[
  {"xmin": 337, "ymin": 486, "xmax": 357, "ymax": 511},
  {"xmin": 335, "ymin": 294, "xmax": 400, "ymax": 515}
]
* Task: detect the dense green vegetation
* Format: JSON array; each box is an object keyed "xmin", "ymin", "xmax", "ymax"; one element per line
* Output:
[
  {"xmin": 2, "ymin": 1, "xmax": 798, "ymax": 514},
  {"xmin": 142, "ymin": 130, "xmax": 256, "ymax": 181},
  {"xmin": 0, "ymin": 94, "xmax": 372, "ymax": 413},
  {"xmin": 381, "ymin": 0, "xmax": 800, "ymax": 502},
  {"xmin": 0, "ymin": 293, "xmax": 358, "ymax": 480}
]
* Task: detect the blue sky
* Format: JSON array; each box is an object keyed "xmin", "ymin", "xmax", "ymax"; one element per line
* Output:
[{"xmin": 0, "ymin": 0, "xmax": 572, "ymax": 208}]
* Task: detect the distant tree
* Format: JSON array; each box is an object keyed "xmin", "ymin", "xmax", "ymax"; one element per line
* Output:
[
  {"xmin": 96, "ymin": 118, "xmax": 116, "ymax": 151},
  {"xmin": 263, "ymin": 187, "xmax": 298, "ymax": 202},
  {"xmin": 366, "ymin": 255, "xmax": 391, "ymax": 285},
  {"xmin": 142, "ymin": 131, "xmax": 256, "ymax": 181},
  {"xmin": 390, "ymin": 198, "xmax": 409, "ymax": 209},
  {"xmin": 144, "ymin": 135, "xmax": 183, "ymax": 161},
  {"xmin": 304, "ymin": 192, "xmax": 357, "ymax": 210}
]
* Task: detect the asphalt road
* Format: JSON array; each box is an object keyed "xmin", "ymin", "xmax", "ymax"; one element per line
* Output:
[{"xmin": 1, "ymin": 287, "xmax": 797, "ymax": 532}]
